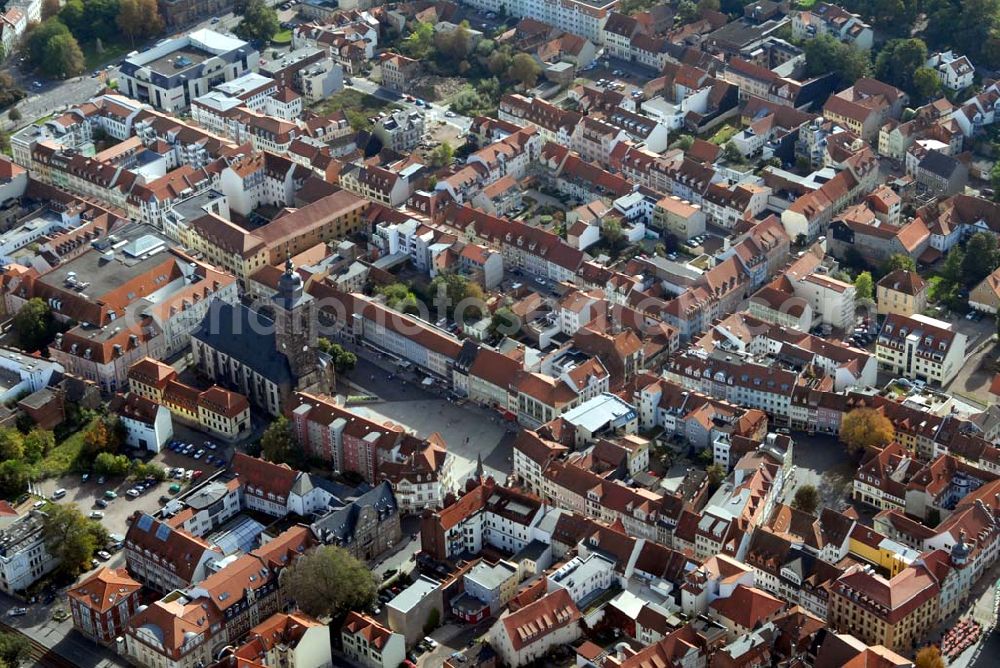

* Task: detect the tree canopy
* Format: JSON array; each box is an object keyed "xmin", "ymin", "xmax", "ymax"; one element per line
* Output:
[
  {"xmin": 915, "ymin": 646, "xmax": 946, "ymax": 668},
  {"xmin": 117, "ymin": 0, "xmax": 163, "ymax": 45},
  {"xmin": 42, "ymin": 503, "xmax": 108, "ymax": 577},
  {"xmin": 841, "ymin": 408, "xmax": 895, "ymax": 456},
  {"xmin": 854, "ymin": 271, "xmax": 874, "ymax": 301},
  {"xmin": 792, "ymin": 484, "xmax": 820, "ymax": 514},
  {"xmin": 508, "ymin": 53, "xmax": 541, "ymax": 88},
  {"xmin": 317, "ymin": 339, "xmax": 357, "ymax": 374},
  {"xmin": 234, "ymin": 0, "xmax": 279, "ymax": 43},
  {"xmin": 881, "ymin": 253, "xmax": 917, "ymax": 275},
  {"xmin": 260, "ymin": 416, "xmax": 296, "ymax": 464},
  {"xmin": 12, "ymin": 298, "xmax": 58, "ymax": 353},
  {"xmin": 960, "ymin": 232, "xmax": 1000, "ymax": 287},
  {"xmin": 279, "ymin": 545, "xmax": 378, "ymax": 618},
  {"xmin": 803, "ymin": 35, "xmax": 870, "ymax": 88},
  {"xmin": 874, "ymin": 39, "xmax": 928, "ymax": 95},
  {"xmin": 0, "ymin": 633, "xmax": 30, "ymax": 668}
]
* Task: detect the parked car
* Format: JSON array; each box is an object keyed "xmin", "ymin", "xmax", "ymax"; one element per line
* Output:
[
  {"xmin": 82, "ymin": 473, "xmax": 89, "ymax": 482},
  {"xmin": 126, "ymin": 489, "xmax": 140, "ymax": 498},
  {"xmin": 51, "ymin": 488, "xmax": 67, "ymax": 500},
  {"xmin": 7, "ymin": 608, "xmax": 27, "ymax": 617},
  {"xmin": 89, "ymin": 511, "xmax": 104, "ymax": 519}
]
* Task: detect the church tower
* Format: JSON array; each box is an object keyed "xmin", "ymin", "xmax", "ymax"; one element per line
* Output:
[{"xmin": 273, "ymin": 255, "xmax": 321, "ymax": 387}]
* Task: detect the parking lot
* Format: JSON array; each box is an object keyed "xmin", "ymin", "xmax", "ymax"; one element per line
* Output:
[{"xmin": 28, "ymin": 423, "xmax": 234, "ymax": 568}]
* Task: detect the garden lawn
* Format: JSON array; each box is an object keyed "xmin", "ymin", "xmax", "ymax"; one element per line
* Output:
[
  {"xmin": 30, "ymin": 418, "xmax": 96, "ymax": 479},
  {"xmin": 707, "ymin": 124, "xmax": 738, "ymax": 145},
  {"xmin": 83, "ymin": 40, "xmax": 131, "ymax": 72}
]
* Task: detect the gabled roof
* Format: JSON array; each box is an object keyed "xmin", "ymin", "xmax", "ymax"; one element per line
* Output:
[
  {"xmin": 499, "ymin": 588, "xmax": 581, "ymax": 651},
  {"xmin": 68, "ymin": 567, "xmax": 141, "ymax": 614}
]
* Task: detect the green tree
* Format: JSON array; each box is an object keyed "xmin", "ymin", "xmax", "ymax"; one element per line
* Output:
[
  {"xmin": 924, "ymin": 0, "xmax": 1000, "ymax": 67},
  {"xmin": 42, "ymin": 503, "xmax": 108, "ymax": 577},
  {"xmin": 489, "ymin": 307, "xmax": 518, "ymax": 337},
  {"xmin": 507, "ymin": 53, "xmax": 541, "ymax": 88},
  {"xmin": 401, "ymin": 21, "xmax": 435, "ymax": 60},
  {"xmin": 430, "ymin": 141, "xmax": 455, "ymax": 167},
  {"xmin": 676, "ymin": 134, "xmax": 694, "ymax": 151},
  {"xmin": 697, "ymin": 0, "xmax": 720, "ymax": 10},
  {"xmin": 487, "ymin": 49, "xmax": 512, "ymax": 76},
  {"xmin": 260, "ymin": 416, "xmax": 296, "ymax": 464},
  {"xmin": 0, "ymin": 429, "xmax": 24, "ymax": 461},
  {"xmin": 941, "ymin": 246, "xmax": 965, "ymax": 284},
  {"xmin": 278, "ymin": 545, "xmax": 378, "ymax": 618},
  {"xmin": 707, "ymin": 463, "xmax": 725, "ymax": 487},
  {"xmin": 93, "ymin": 452, "xmax": 130, "ymax": 476},
  {"xmin": 804, "ymin": 34, "xmax": 870, "ymax": 87},
  {"xmin": 474, "ymin": 38, "xmax": 495, "ymax": 58},
  {"xmin": 912, "ymin": 67, "xmax": 941, "ymax": 101},
  {"xmin": 722, "ymin": 141, "xmax": 745, "ymax": 164},
  {"xmin": 841, "ymin": 407, "xmax": 895, "ymax": 456},
  {"xmin": 23, "ymin": 429, "xmax": 55, "ymax": 464},
  {"xmin": 854, "ymin": 271, "xmax": 874, "ymax": 301},
  {"xmin": 960, "ymin": 232, "xmax": 1000, "ymax": 286},
  {"xmin": 874, "ymin": 38, "xmax": 928, "ymax": 94},
  {"xmin": 7, "ymin": 107, "xmax": 21, "ymax": 123},
  {"xmin": 881, "ymin": 253, "xmax": 916, "ymax": 275},
  {"xmin": 434, "ymin": 23, "xmax": 472, "ymax": 62},
  {"xmin": 12, "ymin": 298, "xmax": 57, "ymax": 353},
  {"xmin": 234, "ymin": 0, "xmax": 278, "ymax": 43},
  {"xmin": 316, "ymin": 339, "xmax": 357, "ymax": 374},
  {"xmin": 378, "ymin": 282, "xmax": 419, "ymax": 314},
  {"xmin": 0, "ymin": 632, "xmax": 30, "ymax": 668},
  {"xmin": 603, "ymin": 218, "xmax": 623, "ymax": 248},
  {"xmin": 28, "ymin": 19, "xmax": 70, "ymax": 65},
  {"xmin": 131, "ymin": 461, "xmax": 166, "ymax": 481},
  {"xmin": 792, "ymin": 484, "xmax": 820, "ymax": 514},
  {"xmin": 42, "ymin": 32, "xmax": 85, "ymax": 77},
  {"xmin": 0, "ymin": 460, "xmax": 30, "ymax": 499},
  {"xmin": 677, "ymin": 0, "xmax": 699, "ymax": 23}
]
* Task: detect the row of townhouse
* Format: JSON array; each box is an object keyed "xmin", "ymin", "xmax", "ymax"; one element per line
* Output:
[{"xmin": 127, "ymin": 357, "xmax": 250, "ymax": 440}]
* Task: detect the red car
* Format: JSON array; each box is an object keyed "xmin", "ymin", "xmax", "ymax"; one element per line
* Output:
[{"xmin": 192, "ymin": 470, "xmax": 204, "ymax": 479}]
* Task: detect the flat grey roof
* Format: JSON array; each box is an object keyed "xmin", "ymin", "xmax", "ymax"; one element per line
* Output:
[{"xmin": 387, "ymin": 575, "xmax": 440, "ymax": 614}]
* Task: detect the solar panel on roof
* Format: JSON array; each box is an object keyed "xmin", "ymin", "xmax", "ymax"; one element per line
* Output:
[
  {"xmin": 155, "ymin": 524, "xmax": 171, "ymax": 541},
  {"xmin": 137, "ymin": 514, "xmax": 154, "ymax": 532}
]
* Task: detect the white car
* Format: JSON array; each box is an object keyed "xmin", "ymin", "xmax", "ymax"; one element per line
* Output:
[
  {"xmin": 126, "ymin": 489, "xmax": 140, "ymax": 498},
  {"xmin": 89, "ymin": 511, "xmax": 104, "ymax": 519}
]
